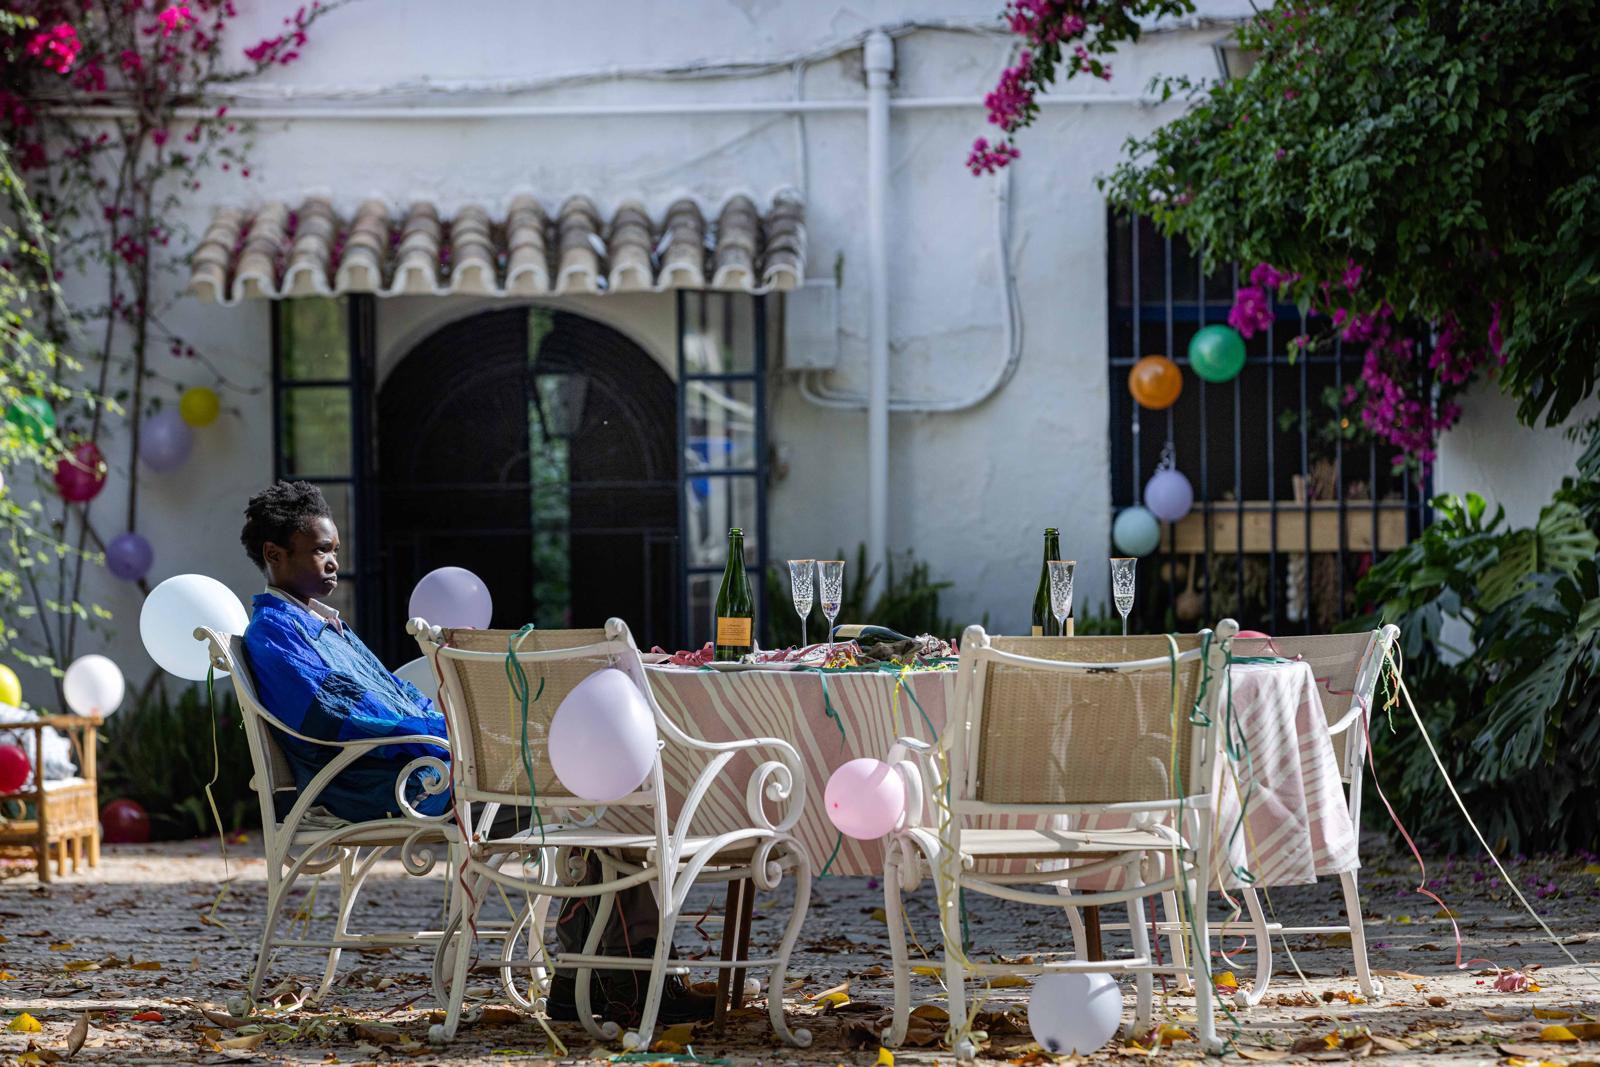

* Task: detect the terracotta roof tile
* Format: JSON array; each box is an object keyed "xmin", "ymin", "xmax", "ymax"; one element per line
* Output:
[{"xmin": 187, "ymin": 192, "xmax": 804, "ymax": 303}]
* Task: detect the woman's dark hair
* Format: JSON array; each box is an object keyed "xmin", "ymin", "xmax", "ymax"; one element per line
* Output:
[{"xmin": 240, "ymin": 481, "xmax": 332, "ymax": 570}]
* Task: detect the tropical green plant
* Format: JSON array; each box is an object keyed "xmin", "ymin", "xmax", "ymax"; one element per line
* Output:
[
  {"xmin": 764, "ymin": 545, "xmax": 965, "ymax": 648},
  {"xmin": 99, "ymin": 682, "xmax": 257, "ymax": 839},
  {"xmin": 1346, "ymin": 424, "xmax": 1600, "ymax": 851}
]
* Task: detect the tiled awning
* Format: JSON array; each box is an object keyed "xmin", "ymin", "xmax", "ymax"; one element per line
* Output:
[{"xmin": 186, "ymin": 192, "xmax": 804, "ymax": 304}]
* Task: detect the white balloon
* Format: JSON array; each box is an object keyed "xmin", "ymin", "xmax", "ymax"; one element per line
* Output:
[
  {"xmin": 395, "ymin": 656, "xmax": 439, "ymax": 704},
  {"xmin": 547, "ymin": 668, "xmax": 658, "ymax": 803},
  {"xmin": 1028, "ymin": 972, "xmax": 1123, "ymax": 1056},
  {"xmin": 62, "ymin": 654, "xmax": 125, "ymax": 717},
  {"xmin": 140, "ymin": 574, "xmax": 249, "ymax": 681}
]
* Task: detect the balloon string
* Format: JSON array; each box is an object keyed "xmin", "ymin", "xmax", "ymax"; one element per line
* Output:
[{"xmin": 204, "ymin": 666, "xmax": 232, "ymax": 925}]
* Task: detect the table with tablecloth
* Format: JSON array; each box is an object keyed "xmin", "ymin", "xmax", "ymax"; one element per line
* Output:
[{"xmin": 606, "ymin": 660, "xmax": 1357, "ymax": 889}]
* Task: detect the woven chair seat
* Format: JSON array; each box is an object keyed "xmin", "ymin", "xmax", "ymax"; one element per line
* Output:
[
  {"xmin": 474, "ymin": 828, "xmax": 761, "ymax": 867},
  {"xmin": 954, "ymin": 825, "xmax": 1182, "ymax": 859}
]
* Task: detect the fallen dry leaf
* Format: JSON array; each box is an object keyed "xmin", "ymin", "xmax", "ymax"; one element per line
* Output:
[
  {"xmin": 8, "ymin": 1013, "xmax": 43, "ymax": 1033},
  {"xmin": 1370, "ymin": 1036, "xmax": 1413, "ymax": 1052},
  {"xmin": 46, "ymin": 943, "xmax": 72, "ymax": 952},
  {"xmin": 1234, "ymin": 1049, "xmax": 1291, "ymax": 1062},
  {"xmin": 986, "ymin": 975, "xmax": 1029, "ymax": 989},
  {"xmin": 1541, "ymin": 1025, "xmax": 1580, "ymax": 1042},
  {"xmin": 128, "ymin": 961, "xmax": 161, "ymax": 972},
  {"xmin": 65, "ymin": 1013, "xmax": 86, "ymax": 1058},
  {"xmin": 217, "ymin": 1033, "xmax": 266, "ymax": 1051}
]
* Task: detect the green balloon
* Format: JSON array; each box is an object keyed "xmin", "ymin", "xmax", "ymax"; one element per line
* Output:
[
  {"xmin": 1188, "ymin": 324, "xmax": 1248, "ymax": 383},
  {"xmin": 4, "ymin": 396, "xmax": 56, "ymax": 445}
]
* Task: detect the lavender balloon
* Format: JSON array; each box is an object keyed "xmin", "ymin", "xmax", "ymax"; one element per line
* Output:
[
  {"xmin": 140, "ymin": 409, "xmax": 194, "ymax": 471},
  {"xmin": 547, "ymin": 668, "xmax": 658, "ymax": 802},
  {"xmin": 106, "ymin": 532, "xmax": 153, "ymax": 581},
  {"xmin": 408, "ymin": 566, "xmax": 493, "ymax": 629},
  {"xmin": 1144, "ymin": 467, "xmax": 1195, "ymax": 523}
]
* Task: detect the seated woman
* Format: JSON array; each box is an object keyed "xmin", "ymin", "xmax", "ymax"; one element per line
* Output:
[{"xmin": 238, "ymin": 481, "xmax": 711, "ymax": 1023}]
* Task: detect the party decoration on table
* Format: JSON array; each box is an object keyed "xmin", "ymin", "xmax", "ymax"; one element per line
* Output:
[
  {"xmin": 824, "ymin": 757, "xmax": 906, "ymax": 840},
  {"xmin": 100, "ymin": 798, "xmax": 151, "ymax": 843},
  {"xmin": 1127, "ymin": 354, "xmax": 1183, "ymax": 410},
  {"xmin": 1112, "ymin": 505, "xmax": 1161, "ymax": 557},
  {"xmin": 409, "ymin": 566, "xmax": 493, "ymax": 630},
  {"xmin": 548, "ymin": 667, "xmax": 658, "ymax": 803},
  {"xmin": 63, "ymin": 655, "xmax": 125, "ymax": 717},
  {"xmin": 106, "ymin": 532, "xmax": 154, "ymax": 582},
  {"xmin": 4, "ymin": 396, "xmax": 55, "ymax": 445},
  {"xmin": 0, "ymin": 744, "xmax": 30, "ymax": 794},
  {"xmin": 0, "ymin": 664, "xmax": 20, "ymax": 709},
  {"xmin": 179, "ymin": 386, "xmax": 221, "ymax": 427},
  {"xmin": 788, "ymin": 559, "xmax": 815, "ymax": 649},
  {"xmin": 395, "ymin": 656, "xmax": 439, "ymax": 703},
  {"xmin": 1188, "ymin": 324, "xmax": 1247, "ymax": 383},
  {"xmin": 139, "ymin": 409, "xmax": 194, "ymax": 471},
  {"xmin": 53, "ymin": 442, "xmax": 108, "ymax": 503},
  {"xmin": 140, "ymin": 574, "xmax": 248, "ymax": 680},
  {"xmin": 1027, "ymin": 972, "xmax": 1122, "ymax": 1054},
  {"xmin": 1144, "ymin": 465, "xmax": 1194, "ymax": 525}
]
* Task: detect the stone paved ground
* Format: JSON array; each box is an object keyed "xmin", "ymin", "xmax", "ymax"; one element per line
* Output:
[{"xmin": 0, "ymin": 840, "xmax": 1596, "ymax": 1066}]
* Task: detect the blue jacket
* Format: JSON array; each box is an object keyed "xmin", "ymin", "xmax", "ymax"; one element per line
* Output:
[{"xmin": 241, "ymin": 590, "xmax": 451, "ymax": 823}]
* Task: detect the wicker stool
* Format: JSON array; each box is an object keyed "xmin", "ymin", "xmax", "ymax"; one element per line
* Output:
[{"xmin": 0, "ymin": 716, "xmax": 102, "ymax": 882}]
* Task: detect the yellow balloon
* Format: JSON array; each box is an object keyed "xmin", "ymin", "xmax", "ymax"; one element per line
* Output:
[
  {"xmin": 0, "ymin": 664, "xmax": 20, "ymax": 708},
  {"xmin": 179, "ymin": 386, "xmax": 221, "ymax": 428}
]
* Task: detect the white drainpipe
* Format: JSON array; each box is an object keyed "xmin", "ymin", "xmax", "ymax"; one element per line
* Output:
[{"xmin": 864, "ymin": 28, "xmax": 894, "ymax": 600}]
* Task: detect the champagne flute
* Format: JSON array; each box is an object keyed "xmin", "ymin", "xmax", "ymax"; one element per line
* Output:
[
  {"xmin": 787, "ymin": 559, "xmax": 815, "ymax": 649},
  {"xmin": 1047, "ymin": 560, "xmax": 1075, "ymax": 637},
  {"xmin": 816, "ymin": 560, "xmax": 845, "ymax": 659},
  {"xmin": 1110, "ymin": 557, "xmax": 1136, "ymax": 636}
]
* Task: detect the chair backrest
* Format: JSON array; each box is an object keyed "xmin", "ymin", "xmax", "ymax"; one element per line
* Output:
[
  {"xmin": 1233, "ymin": 626, "xmax": 1398, "ymax": 779},
  {"xmin": 410, "ymin": 618, "xmax": 637, "ymax": 805},
  {"xmin": 957, "ymin": 628, "xmax": 1227, "ymax": 809},
  {"xmin": 196, "ymin": 627, "xmax": 298, "ymax": 832}
]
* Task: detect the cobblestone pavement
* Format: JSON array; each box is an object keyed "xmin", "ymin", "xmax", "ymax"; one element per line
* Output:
[{"xmin": 0, "ymin": 840, "xmax": 1596, "ymax": 1065}]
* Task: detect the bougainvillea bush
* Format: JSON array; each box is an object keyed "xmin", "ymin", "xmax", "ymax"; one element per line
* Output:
[
  {"xmin": 0, "ymin": 3, "xmax": 334, "ymax": 692},
  {"xmin": 981, "ymin": 0, "xmax": 1598, "ymax": 471}
]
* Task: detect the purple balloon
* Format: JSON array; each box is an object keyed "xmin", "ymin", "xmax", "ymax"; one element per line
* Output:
[
  {"xmin": 1144, "ymin": 467, "xmax": 1195, "ymax": 523},
  {"xmin": 140, "ymin": 409, "xmax": 194, "ymax": 471},
  {"xmin": 548, "ymin": 668, "xmax": 658, "ymax": 802},
  {"xmin": 106, "ymin": 532, "xmax": 154, "ymax": 582},
  {"xmin": 408, "ymin": 566, "xmax": 493, "ymax": 629}
]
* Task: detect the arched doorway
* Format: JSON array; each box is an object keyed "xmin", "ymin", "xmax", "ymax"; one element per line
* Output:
[{"xmin": 374, "ymin": 307, "xmax": 678, "ymax": 662}]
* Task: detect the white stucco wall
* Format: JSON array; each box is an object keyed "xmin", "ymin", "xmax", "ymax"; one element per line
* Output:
[
  {"xmin": 27, "ymin": 0, "xmax": 1576, "ymax": 701},
  {"xmin": 1433, "ymin": 386, "xmax": 1596, "ymax": 528}
]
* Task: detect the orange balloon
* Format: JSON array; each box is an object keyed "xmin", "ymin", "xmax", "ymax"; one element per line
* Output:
[{"xmin": 1128, "ymin": 355, "xmax": 1183, "ymax": 410}]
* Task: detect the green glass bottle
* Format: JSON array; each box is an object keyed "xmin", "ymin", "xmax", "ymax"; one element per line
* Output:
[
  {"xmin": 1032, "ymin": 527, "xmax": 1061, "ymax": 636},
  {"xmin": 714, "ymin": 528, "xmax": 754, "ymax": 662}
]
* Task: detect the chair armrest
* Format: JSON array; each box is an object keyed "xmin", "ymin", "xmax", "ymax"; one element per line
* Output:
[
  {"xmin": 277, "ymin": 733, "xmax": 452, "ymax": 837},
  {"xmin": 667, "ymin": 733, "xmax": 809, "ymax": 845},
  {"xmin": 887, "ymin": 736, "xmax": 938, "ymax": 830},
  {"xmin": 1325, "ymin": 696, "xmax": 1369, "ymax": 737}
]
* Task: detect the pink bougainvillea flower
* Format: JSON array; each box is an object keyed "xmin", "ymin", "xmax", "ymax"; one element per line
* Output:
[
  {"xmin": 1228, "ymin": 284, "xmax": 1274, "ymax": 338},
  {"xmin": 158, "ymin": 5, "xmax": 196, "ymax": 36},
  {"xmin": 26, "ymin": 23, "xmax": 82, "ymax": 74}
]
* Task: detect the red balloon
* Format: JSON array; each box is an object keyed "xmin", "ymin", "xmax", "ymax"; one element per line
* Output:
[
  {"xmin": 1235, "ymin": 630, "xmax": 1271, "ymax": 639},
  {"xmin": 0, "ymin": 744, "xmax": 30, "ymax": 793},
  {"xmin": 100, "ymin": 798, "xmax": 150, "ymax": 844},
  {"xmin": 53, "ymin": 442, "xmax": 107, "ymax": 503}
]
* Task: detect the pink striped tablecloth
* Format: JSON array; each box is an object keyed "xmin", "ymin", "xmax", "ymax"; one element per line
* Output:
[{"xmin": 619, "ymin": 661, "xmax": 1356, "ymax": 888}]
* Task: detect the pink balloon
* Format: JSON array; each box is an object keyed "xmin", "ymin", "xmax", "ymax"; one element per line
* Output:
[
  {"xmin": 547, "ymin": 668, "xmax": 658, "ymax": 803},
  {"xmin": 1235, "ymin": 630, "xmax": 1270, "ymax": 639},
  {"xmin": 825, "ymin": 758, "xmax": 906, "ymax": 840}
]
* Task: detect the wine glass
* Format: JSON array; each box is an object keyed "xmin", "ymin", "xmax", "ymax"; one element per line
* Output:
[
  {"xmin": 1110, "ymin": 557, "xmax": 1136, "ymax": 636},
  {"xmin": 1047, "ymin": 560, "xmax": 1075, "ymax": 637},
  {"xmin": 816, "ymin": 560, "xmax": 845, "ymax": 658},
  {"xmin": 787, "ymin": 559, "xmax": 815, "ymax": 649}
]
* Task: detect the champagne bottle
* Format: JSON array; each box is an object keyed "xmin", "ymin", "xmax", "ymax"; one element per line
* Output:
[
  {"xmin": 1032, "ymin": 527, "xmax": 1061, "ymax": 636},
  {"xmin": 714, "ymin": 528, "xmax": 754, "ymax": 662}
]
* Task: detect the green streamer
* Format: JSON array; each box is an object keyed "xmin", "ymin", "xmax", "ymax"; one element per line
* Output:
[{"xmin": 505, "ymin": 626, "xmax": 546, "ymax": 860}]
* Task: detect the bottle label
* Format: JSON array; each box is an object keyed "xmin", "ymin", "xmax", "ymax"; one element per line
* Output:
[
  {"xmin": 1031, "ymin": 624, "xmax": 1043, "ymax": 637},
  {"xmin": 716, "ymin": 616, "xmax": 752, "ymax": 647}
]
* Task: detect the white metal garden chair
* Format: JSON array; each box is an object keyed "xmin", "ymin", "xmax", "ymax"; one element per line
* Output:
[
  {"xmin": 1219, "ymin": 625, "xmax": 1401, "ymax": 1004},
  {"xmin": 409, "ymin": 616, "xmax": 814, "ymax": 1051},
  {"xmin": 195, "ymin": 627, "xmax": 461, "ymax": 1017},
  {"xmin": 879, "ymin": 621, "xmax": 1238, "ymax": 1055}
]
